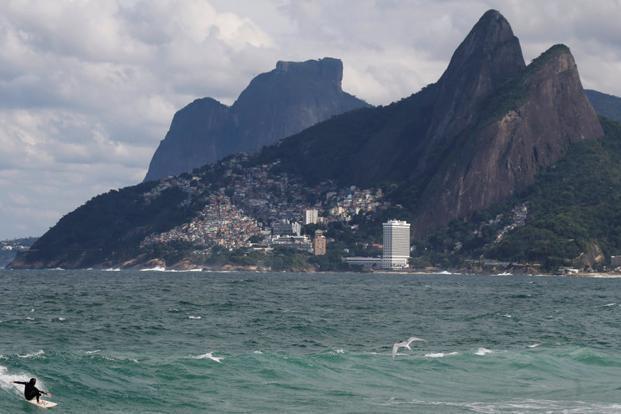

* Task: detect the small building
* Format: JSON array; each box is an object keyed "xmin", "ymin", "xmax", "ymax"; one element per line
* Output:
[
  {"xmin": 611, "ymin": 255, "xmax": 621, "ymax": 268},
  {"xmin": 313, "ymin": 230, "xmax": 327, "ymax": 256},
  {"xmin": 272, "ymin": 219, "xmax": 301, "ymax": 236},
  {"xmin": 304, "ymin": 208, "xmax": 319, "ymax": 225},
  {"xmin": 271, "ymin": 235, "xmax": 312, "ymax": 252}
]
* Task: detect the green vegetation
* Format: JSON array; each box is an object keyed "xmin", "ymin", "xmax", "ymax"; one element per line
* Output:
[
  {"xmin": 420, "ymin": 118, "xmax": 621, "ymax": 270},
  {"xmin": 489, "ymin": 118, "xmax": 621, "ymax": 268},
  {"xmin": 209, "ymin": 246, "xmax": 353, "ymax": 272},
  {"xmin": 18, "ymin": 181, "xmax": 201, "ymax": 267}
]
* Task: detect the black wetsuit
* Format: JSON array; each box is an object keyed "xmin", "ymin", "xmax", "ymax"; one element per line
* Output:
[{"xmin": 14, "ymin": 381, "xmax": 46, "ymax": 401}]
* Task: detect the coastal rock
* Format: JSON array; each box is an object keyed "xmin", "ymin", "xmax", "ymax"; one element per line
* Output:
[{"xmin": 576, "ymin": 241, "xmax": 605, "ymax": 270}]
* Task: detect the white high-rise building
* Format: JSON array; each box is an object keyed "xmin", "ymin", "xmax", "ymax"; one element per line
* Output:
[
  {"xmin": 304, "ymin": 208, "xmax": 319, "ymax": 225},
  {"xmin": 382, "ymin": 220, "xmax": 411, "ymax": 269}
]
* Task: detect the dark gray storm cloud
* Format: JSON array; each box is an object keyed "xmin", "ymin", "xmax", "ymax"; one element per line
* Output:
[{"xmin": 1, "ymin": 0, "xmax": 620, "ymax": 238}]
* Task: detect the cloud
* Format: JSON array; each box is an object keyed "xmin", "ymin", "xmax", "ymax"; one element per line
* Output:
[{"xmin": 1, "ymin": 0, "xmax": 620, "ymax": 239}]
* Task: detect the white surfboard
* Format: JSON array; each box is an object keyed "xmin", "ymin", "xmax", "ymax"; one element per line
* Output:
[{"xmin": 26, "ymin": 398, "xmax": 58, "ymax": 409}]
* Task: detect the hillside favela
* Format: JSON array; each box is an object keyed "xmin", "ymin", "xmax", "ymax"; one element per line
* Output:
[{"xmin": 2, "ymin": 2, "xmax": 621, "ymax": 413}]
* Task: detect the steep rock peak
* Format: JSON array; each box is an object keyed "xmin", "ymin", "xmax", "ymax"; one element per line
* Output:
[
  {"xmin": 472, "ymin": 10, "xmax": 515, "ymax": 47},
  {"xmin": 525, "ymin": 44, "xmax": 575, "ymax": 77},
  {"xmin": 275, "ymin": 57, "xmax": 343, "ymax": 85},
  {"xmin": 425, "ymin": 9, "xmax": 525, "ymax": 153},
  {"xmin": 439, "ymin": 9, "xmax": 525, "ymax": 86}
]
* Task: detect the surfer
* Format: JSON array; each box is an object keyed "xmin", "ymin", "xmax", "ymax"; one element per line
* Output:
[{"xmin": 13, "ymin": 378, "xmax": 50, "ymax": 404}]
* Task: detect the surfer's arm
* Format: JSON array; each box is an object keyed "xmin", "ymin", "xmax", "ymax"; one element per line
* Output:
[{"xmin": 13, "ymin": 381, "xmax": 27, "ymax": 385}]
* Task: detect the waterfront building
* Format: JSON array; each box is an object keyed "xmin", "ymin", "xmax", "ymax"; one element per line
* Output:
[
  {"xmin": 271, "ymin": 235, "xmax": 312, "ymax": 252},
  {"xmin": 304, "ymin": 208, "xmax": 319, "ymax": 225},
  {"xmin": 313, "ymin": 230, "xmax": 327, "ymax": 256},
  {"xmin": 382, "ymin": 220, "xmax": 411, "ymax": 269},
  {"xmin": 272, "ymin": 219, "xmax": 302, "ymax": 236}
]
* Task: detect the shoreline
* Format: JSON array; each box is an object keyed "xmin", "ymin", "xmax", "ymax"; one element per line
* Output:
[{"xmin": 5, "ymin": 266, "xmax": 621, "ymax": 278}]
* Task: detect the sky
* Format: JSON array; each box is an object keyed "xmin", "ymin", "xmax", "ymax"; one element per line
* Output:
[{"xmin": 1, "ymin": 0, "xmax": 620, "ymax": 239}]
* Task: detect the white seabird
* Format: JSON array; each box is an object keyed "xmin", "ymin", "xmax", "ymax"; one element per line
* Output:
[
  {"xmin": 193, "ymin": 352, "xmax": 223, "ymax": 363},
  {"xmin": 392, "ymin": 337, "xmax": 426, "ymax": 359}
]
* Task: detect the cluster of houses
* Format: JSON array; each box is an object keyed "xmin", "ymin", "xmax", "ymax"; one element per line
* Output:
[{"xmin": 140, "ymin": 156, "xmax": 391, "ymax": 258}]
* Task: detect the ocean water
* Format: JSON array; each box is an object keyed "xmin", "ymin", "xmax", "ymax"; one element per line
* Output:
[{"xmin": 1, "ymin": 270, "xmax": 621, "ymax": 413}]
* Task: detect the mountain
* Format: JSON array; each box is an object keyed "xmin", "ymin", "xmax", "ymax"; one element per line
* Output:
[
  {"xmin": 420, "ymin": 117, "xmax": 621, "ymax": 271},
  {"xmin": 586, "ymin": 89, "xmax": 621, "ymax": 123},
  {"xmin": 261, "ymin": 10, "xmax": 602, "ymax": 234},
  {"xmin": 144, "ymin": 58, "xmax": 369, "ymax": 181},
  {"xmin": 10, "ymin": 10, "xmax": 606, "ymax": 271}
]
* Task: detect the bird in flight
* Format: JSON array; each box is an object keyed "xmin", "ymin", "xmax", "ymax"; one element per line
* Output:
[{"xmin": 392, "ymin": 337, "xmax": 426, "ymax": 358}]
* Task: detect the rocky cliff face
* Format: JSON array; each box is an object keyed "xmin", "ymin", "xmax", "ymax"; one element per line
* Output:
[
  {"xmin": 144, "ymin": 58, "xmax": 368, "ymax": 181},
  {"xmin": 423, "ymin": 10, "xmax": 525, "ymax": 161},
  {"xmin": 266, "ymin": 9, "xmax": 603, "ymax": 235},
  {"xmin": 416, "ymin": 45, "xmax": 604, "ymax": 232}
]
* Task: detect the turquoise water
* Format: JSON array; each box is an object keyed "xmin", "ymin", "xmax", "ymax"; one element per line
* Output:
[{"xmin": 1, "ymin": 270, "xmax": 621, "ymax": 413}]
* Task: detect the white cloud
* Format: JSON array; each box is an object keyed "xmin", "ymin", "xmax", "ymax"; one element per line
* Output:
[{"xmin": 1, "ymin": 0, "xmax": 620, "ymax": 239}]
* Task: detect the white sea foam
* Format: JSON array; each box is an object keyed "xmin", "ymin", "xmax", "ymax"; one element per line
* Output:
[
  {"xmin": 85, "ymin": 350, "xmax": 101, "ymax": 354},
  {"xmin": 425, "ymin": 352, "xmax": 459, "ymax": 358},
  {"xmin": 474, "ymin": 347, "xmax": 493, "ymax": 356},
  {"xmin": 54, "ymin": 317, "xmax": 66, "ymax": 322},
  {"xmin": 503, "ymin": 314, "xmax": 512, "ymax": 318},
  {"xmin": 24, "ymin": 317, "xmax": 34, "ymax": 321},
  {"xmin": 103, "ymin": 268, "xmax": 121, "ymax": 272},
  {"xmin": 603, "ymin": 303, "xmax": 616, "ymax": 307},
  {"xmin": 335, "ymin": 348, "xmax": 345, "ymax": 354},
  {"xmin": 253, "ymin": 350, "xmax": 263, "ymax": 354},
  {"xmin": 192, "ymin": 352, "xmax": 223, "ymax": 363},
  {"xmin": 188, "ymin": 315, "xmax": 202, "ymax": 320},
  {"xmin": 140, "ymin": 266, "xmax": 166, "ymax": 272},
  {"xmin": 528, "ymin": 343, "xmax": 542, "ymax": 348},
  {"xmin": 100, "ymin": 354, "xmax": 139, "ymax": 363},
  {"xmin": 30, "ymin": 308, "xmax": 35, "ymax": 313},
  {"xmin": 496, "ymin": 272, "xmax": 512, "ymax": 276},
  {"xmin": 17, "ymin": 350, "xmax": 45, "ymax": 359},
  {"xmin": 384, "ymin": 398, "xmax": 621, "ymax": 413},
  {"xmin": 0, "ymin": 365, "xmax": 45, "ymax": 395}
]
